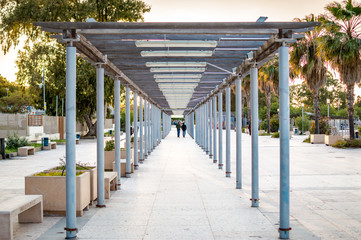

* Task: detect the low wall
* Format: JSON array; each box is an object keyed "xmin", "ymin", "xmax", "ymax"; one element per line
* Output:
[
  {"xmin": 0, "ymin": 113, "xmax": 28, "ymax": 138},
  {"xmin": 44, "ymin": 116, "xmax": 58, "ymax": 134}
]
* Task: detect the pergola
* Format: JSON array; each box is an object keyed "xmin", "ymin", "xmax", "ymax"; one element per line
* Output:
[{"xmin": 35, "ymin": 21, "xmax": 318, "ymax": 239}]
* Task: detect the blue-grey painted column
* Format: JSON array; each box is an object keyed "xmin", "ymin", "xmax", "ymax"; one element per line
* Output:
[
  {"xmin": 162, "ymin": 111, "xmax": 165, "ymax": 139},
  {"xmin": 148, "ymin": 103, "xmax": 151, "ymax": 154},
  {"xmin": 133, "ymin": 92, "xmax": 139, "ymax": 170},
  {"xmin": 191, "ymin": 112, "xmax": 195, "ymax": 139},
  {"xmin": 218, "ymin": 91, "xmax": 223, "ymax": 169},
  {"xmin": 139, "ymin": 97, "xmax": 144, "ymax": 163},
  {"xmin": 114, "ymin": 78, "xmax": 121, "ymax": 189},
  {"xmin": 279, "ymin": 43, "xmax": 291, "ymax": 239},
  {"xmin": 213, "ymin": 96, "xmax": 217, "ymax": 164},
  {"xmin": 209, "ymin": 99, "xmax": 213, "ymax": 159},
  {"xmin": 250, "ymin": 67, "xmax": 259, "ymax": 207},
  {"xmin": 236, "ymin": 77, "xmax": 242, "ymax": 189},
  {"xmin": 144, "ymin": 100, "xmax": 148, "ymax": 159},
  {"xmin": 65, "ymin": 44, "xmax": 77, "ymax": 239},
  {"xmin": 125, "ymin": 86, "xmax": 131, "ymax": 178},
  {"xmin": 226, "ymin": 86, "xmax": 231, "ymax": 177},
  {"xmin": 204, "ymin": 104, "xmax": 207, "ymax": 151},
  {"xmin": 96, "ymin": 65, "xmax": 105, "ymax": 207},
  {"xmin": 205, "ymin": 102, "xmax": 209, "ymax": 154}
]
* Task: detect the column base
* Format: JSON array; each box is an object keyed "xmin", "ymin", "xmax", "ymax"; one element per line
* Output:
[
  {"xmin": 250, "ymin": 198, "xmax": 259, "ymax": 207},
  {"xmin": 96, "ymin": 204, "xmax": 106, "ymax": 208},
  {"xmin": 218, "ymin": 163, "xmax": 223, "ymax": 169},
  {"xmin": 236, "ymin": 183, "xmax": 242, "ymax": 189},
  {"xmin": 126, "ymin": 173, "xmax": 132, "ymax": 178},
  {"xmin": 139, "ymin": 159, "xmax": 144, "ymax": 164},
  {"xmin": 226, "ymin": 172, "xmax": 231, "ymax": 177},
  {"xmin": 134, "ymin": 165, "xmax": 139, "ymax": 170},
  {"xmin": 209, "ymin": 154, "xmax": 213, "ymax": 159},
  {"xmin": 279, "ymin": 228, "xmax": 291, "ymax": 239},
  {"xmin": 117, "ymin": 183, "xmax": 121, "ymax": 190},
  {"xmin": 213, "ymin": 159, "xmax": 217, "ymax": 163}
]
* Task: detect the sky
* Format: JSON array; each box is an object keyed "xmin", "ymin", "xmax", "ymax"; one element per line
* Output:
[{"xmin": 0, "ymin": 0, "xmax": 359, "ymax": 95}]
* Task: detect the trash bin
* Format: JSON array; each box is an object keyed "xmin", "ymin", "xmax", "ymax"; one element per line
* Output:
[
  {"xmin": 356, "ymin": 131, "xmax": 359, "ymax": 139},
  {"xmin": 109, "ymin": 130, "xmax": 113, "ymax": 135},
  {"xmin": 42, "ymin": 137, "xmax": 49, "ymax": 148},
  {"xmin": 294, "ymin": 128, "xmax": 298, "ymax": 134},
  {"xmin": 0, "ymin": 138, "xmax": 5, "ymax": 160},
  {"xmin": 76, "ymin": 134, "xmax": 81, "ymax": 140}
]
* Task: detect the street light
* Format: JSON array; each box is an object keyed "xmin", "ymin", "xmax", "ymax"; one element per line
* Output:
[{"xmin": 327, "ymin": 98, "xmax": 330, "ymax": 118}]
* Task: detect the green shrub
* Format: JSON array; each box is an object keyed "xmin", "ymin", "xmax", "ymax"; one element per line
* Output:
[
  {"xmin": 5, "ymin": 133, "xmax": 29, "ymax": 149},
  {"xmin": 34, "ymin": 171, "xmax": 85, "ymax": 176},
  {"xmin": 260, "ymin": 132, "xmax": 271, "ymax": 136},
  {"xmin": 104, "ymin": 140, "xmax": 115, "ymax": 151},
  {"xmin": 332, "ymin": 139, "xmax": 361, "ymax": 148},
  {"xmin": 332, "ymin": 140, "xmax": 347, "ymax": 148},
  {"xmin": 358, "ymin": 126, "xmax": 361, "ymax": 133},
  {"xmin": 242, "ymin": 128, "xmax": 245, "ymax": 133},
  {"xmin": 295, "ymin": 115, "xmax": 310, "ymax": 133},
  {"xmin": 52, "ymin": 139, "xmax": 66, "ymax": 143},
  {"xmin": 303, "ymin": 136, "xmax": 310, "ymax": 143},
  {"xmin": 270, "ymin": 115, "xmax": 279, "ymax": 133},
  {"xmin": 271, "ymin": 132, "xmax": 279, "ymax": 138},
  {"xmin": 260, "ymin": 120, "xmax": 268, "ymax": 131},
  {"xmin": 309, "ymin": 118, "xmax": 330, "ymax": 134}
]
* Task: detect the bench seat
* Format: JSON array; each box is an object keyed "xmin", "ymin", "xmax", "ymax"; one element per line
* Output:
[
  {"xmin": 0, "ymin": 195, "xmax": 43, "ymax": 240},
  {"xmin": 17, "ymin": 146, "xmax": 35, "ymax": 157},
  {"xmin": 104, "ymin": 172, "xmax": 117, "ymax": 199},
  {"xmin": 43, "ymin": 142, "xmax": 57, "ymax": 150}
]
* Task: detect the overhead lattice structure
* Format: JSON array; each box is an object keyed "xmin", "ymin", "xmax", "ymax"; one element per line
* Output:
[{"xmin": 35, "ymin": 22, "xmax": 318, "ymax": 116}]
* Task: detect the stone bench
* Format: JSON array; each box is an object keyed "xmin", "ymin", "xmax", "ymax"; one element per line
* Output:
[
  {"xmin": 43, "ymin": 142, "xmax": 57, "ymax": 150},
  {"xmin": 104, "ymin": 172, "xmax": 117, "ymax": 199},
  {"xmin": 17, "ymin": 146, "xmax": 35, "ymax": 157},
  {"xmin": 0, "ymin": 195, "xmax": 43, "ymax": 240}
]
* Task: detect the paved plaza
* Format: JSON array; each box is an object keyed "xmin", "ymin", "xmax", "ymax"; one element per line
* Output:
[{"xmin": 1, "ymin": 128, "xmax": 360, "ymax": 239}]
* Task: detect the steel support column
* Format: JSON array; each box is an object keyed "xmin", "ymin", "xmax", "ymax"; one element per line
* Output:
[
  {"xmin": 114, "ymin": 79, "xmax": 121, "ymax": 189},
  {"xmin": 209, "ymin": 99, "xmax": 213, "ymax": 159},
  {"xmin": 139, "ymin": 97, "xmax": 144, "ymax": 163},
  {"xmin": 226, "ymin": 86, "xmax": 231, "ymax": 177},
  {"xmin": 236, "ymin": 77, "xmax": 242, "ymax": 189},
  {"xmin": 125, "ymin": 86, "xmax": 131, "ymax": 178},
  {"xmin": 218, "ymin": 91, "xmax": 223, "ymax": 169},
  {"xmin": 96, "ymin": 65, "xmax": 105, "ymax": 207},
  {"xmin": 144, "ymin": 100, "xmax": 148, "ymax": 159},
  {"xmin": 250, "ymin": 67, "xmax": 259, "ymax": 207},
  {"xmin": 148, "ymin": 102, "xmax": 151, "ymax": 154},
  {"xmin": 133, "ymin": 92, "xmax": 139, "ymax": 170},
  {"xmin": 65, "ymin": 45, "xmax": 77, "ymax": 239},
  {"xmin": 213, "ymin": 96, "xmax": 217, "ymax": 164},
  {"xmin": 279, "ymin": 43, "xmax": 291, "ymax": 239}
]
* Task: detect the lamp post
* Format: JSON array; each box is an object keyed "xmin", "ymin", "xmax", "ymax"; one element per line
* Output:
[
  {"xmin": 39, "ymin": 68, "xmax": 46, "ymax": 115},
  {"xmin": 5, "ymin": 88, "xmax": 9, "ymax": 97},
  {"xmin": 301, "ymin": 103, "xmax": 304, "ymax": 134},
  {"xmin": 327, "ymin": 98, "xmax": 330, "ymax": 119}
]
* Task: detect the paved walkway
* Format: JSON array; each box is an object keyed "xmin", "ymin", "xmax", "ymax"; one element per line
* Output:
[{"xmin": 2, "ymin": 128, "xmax": 361, "ymax": 239}]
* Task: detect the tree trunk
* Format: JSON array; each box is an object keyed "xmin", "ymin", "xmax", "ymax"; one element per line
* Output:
[
  {"xmin": 246, "ymin": 94, "xmax": 251, "ymax": 124},
  {"xmin": 346, "ymin": 83, "xmax": 355, "ymax": 139},
  {"xmin": 266, "ymin": 91, "xmax": 271, "ymax": 133},
  {"xmin": 84, "ymin": 112, "xmax": 97, "ymax": 137},
  {"xmin": 313, "ymin": 90, "xmax": 320, "ymax": 134}
]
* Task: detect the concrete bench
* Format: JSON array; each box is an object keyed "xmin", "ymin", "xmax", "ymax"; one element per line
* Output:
[
  {"xmin": 43, "ymin": 142, "xmax": 57, "ymax": 150},
  {"xmin": 0, "ymin": 195, "xmax": 43, "ymax": 240},
  {"xmin": 17, "ymin": 146, "xmax": 35, "ymax": 157},
  {"xmin": 104, "ymin": 172, "xmax": 117, "ymax": 199}
]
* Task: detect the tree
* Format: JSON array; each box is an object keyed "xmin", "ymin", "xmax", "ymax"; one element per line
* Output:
[
  {"xmin": 290, "ymin": 14, "xmax": 328, "ymax": 134},
  {"xmin": 259, "ymin": 58, "xmax": 279, "ymax": 133},
  {"xmin": 1, "ymin": 0, "xmax": 150, "ymax": 136},
  {"xmin": 0, "ymin": 90, "xmax": 34, "ymax": 113},
  {"xmin": 241, "ymin": 76, "xmax": 251, "ymax": 124},
  {"xmin": 320, "ymin": 0, "xmax": 361, "ymax": 139}
]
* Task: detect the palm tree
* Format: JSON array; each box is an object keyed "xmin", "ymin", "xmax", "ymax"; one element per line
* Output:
[
  {"xmin": 259, "ymin": 65, "xmax": 275, "ymax": 133},
  {"xmin": 290, "ymin": 14, "xmax": 328, "ymax": 134},
  {"xmin": 320, "ymin": 0, "xmax": 361, "ymax": 139},
  {"xmin": 241, "ymin": 76, "xmax": 251, "ymax": 125}
]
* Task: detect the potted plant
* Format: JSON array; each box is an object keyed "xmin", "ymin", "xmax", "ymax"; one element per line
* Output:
[
  {"xmin": 104, "ymin": 140, "xmax": 115, "ymax": 171},
  {"xmin": 25, "ymin": 169, "xmax": 90, "ymax": 216}
]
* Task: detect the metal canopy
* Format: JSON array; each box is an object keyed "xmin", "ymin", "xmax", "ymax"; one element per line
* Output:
[{"xmin": 34, "ymin": 22, "xmax": 319, "ymax": 115}]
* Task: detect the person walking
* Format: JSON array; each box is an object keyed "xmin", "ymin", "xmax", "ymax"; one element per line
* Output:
[
  {"xmin": 176, "ymin": 121, "xmax": 181, "ymax": 138},
  {"xmin": 181, "ymin": 122, "xmax": 187, "ymax": 138}
]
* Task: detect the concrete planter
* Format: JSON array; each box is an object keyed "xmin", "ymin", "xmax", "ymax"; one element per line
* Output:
[
  {"xmin": 112, "ymin": 160, "xmax": 134, "ymax": 177},
  {"xmin": 25, "ymin": 171, "xmax": 90, "ymax": 216},
  {"xmin": 120, "ymin": 148, "xmax": 134, "ymax": 160},
  {"xmin": 104, "ymin": 151, "xmax": 115, "ymax": 171},
  {"xmin": 325, "ymin": 135, "xmax": 343, "ymax": 146},
  {"xmin": 310, "ymin": 134, "xmax": 325, "ymax": 144}
]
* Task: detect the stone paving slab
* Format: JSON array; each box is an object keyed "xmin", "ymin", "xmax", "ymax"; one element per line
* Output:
[{"xmin": 1, "ymin": 129, "xmax": 360, "ymax": 239}]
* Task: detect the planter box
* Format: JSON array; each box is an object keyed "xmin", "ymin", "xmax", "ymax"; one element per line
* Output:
[
  {"xmin": 104, "ymin": 151, "xmax": 115, "ymax": 171},
  {"xmin": 325, "ymin": 135, "xmax": 343, "ymax": 146},
  {"xmin": 25, "ymin": 171, "xmax": 90, "ymax": 216},
  {"xmin": 112, "ymin": 160, "xmax": 134, "ymax": 177},
  {"xmin": 310, "ymin": 134, "xmax": 325, "ymax": 144},
  {"xmin": 120, "ymin": 149, "xmax": 134, "ymax": 160}
]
